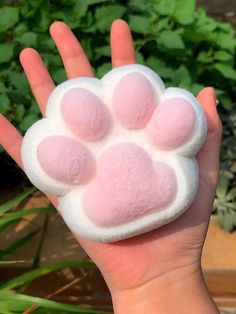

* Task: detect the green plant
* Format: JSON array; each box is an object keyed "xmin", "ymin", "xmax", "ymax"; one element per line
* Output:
[
  {"xmin": 0, "ymin": 0, "xmax": 235, "ymax": 134},
  {"xmin": 0, "ymin": 189, "xmax": 109, "ymax": 313},
  {"xmin": 0, "ymin": 2, "xmax": 236, "ymax": 222},
  {"xmin": 214, "ymin": 106, "xmax": 236, "ymax": 231},
  {"xmin": 214, "ymin": 172, "xmax": 236, "ymax": 231}
]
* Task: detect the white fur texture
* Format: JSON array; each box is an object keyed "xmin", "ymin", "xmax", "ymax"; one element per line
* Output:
[{"xmin": 21, "ymin": 64, "xmax": 207, "ymax": 242}]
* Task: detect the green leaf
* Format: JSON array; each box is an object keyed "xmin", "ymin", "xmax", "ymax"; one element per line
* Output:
[
  {"xmin": 229, "ymin": 210, "xmax": 236, "ymax": 223},
  {"xmin": 54, "ymin": 10, "xmax": 81, "ymax": 30},
  {"xmin": 80, "ymin": 38, "xmax": 93, "ymax": 59},
  {"xmin": 158, "ymin": 31, "xmax": 185, "ymax": 49},
  {"xmin": 129, "ymin": 15, "xmax": 150, "ymax": 34},
  {"xmin": 136, "ymin": 51, "xmax": 144, "ymax": 64},
  {"xmin": 32, "ymin": 215, "xmax": 48, "ymax": 269},
  {"xmin": 78, "ymin": 0, "xmax": 109, "ymax": 6},
  {"xmin": 0, "ymin": 7, "xmax": 19, "ymax": 31},
  {"xmin": 95, "ymin": 45, "xmax": 110, "ymax": 57},
  {"xmin": 35, "ymin": 7, "xmax": 51, "ymax": 32},
  {"xmin": 152, "ymin": 17, "xmax": 170, "ymax": 33},
  {"xmin": 218, "ymin": 22, "xmax": 234, "ymax": 33},
  {"xmin": 20, "ymin": 114, "xmax": 39, "ymax": 132},
  {"xmin": 216, "ymin": 211, "xmax": 224, "ymax": 227},
  {"xmin": 15, "ymin": 104, "xmax": 25, "ymax": 120},
  {"xmin": 129, "ymin": 0, "xmax": 148, "ymax": 11},
  {"xmin": 215, "ymin": 32, "xmax": 236, "ymax": 52},
  {"xmin": 0, "ymin": 206, "xmax": 55, "ymax": 228},
  {"xmin": 29, "ymin": 100, "xmax": 40, "ymax": 114},
  {"xmin": 190, "ymin": 83, "xmax": 204, "ymax": 96},
  {"xmin": 15, "ymin": 32, "xmax": 38, "ymax": 47},
  {"xmin": 0, "ymin": 291, "xmax": 104, "ymax": 313},
  {"xmin": 183, "ymin": 29, "xmax": 208, "ymax": 43},
  {"xmin": 173, "ymin": 65, "xmax": 191, "ymax": 87},
  {"xmin": 51, "ymin": 68, "xmax": 67, "ymax": 84},
  {"xmin": 95, "ymin": 5, "xmax": 126, "ymax": 32},
  {"xmin": 214, "ymin": 51, "xmax": 233, "ymax": 62},
  {"xmin": 217, "ymin": 211, "xmax": 235, "ymax": 231},
  {"xmin": 197, "ymin": 51, "xmax": 213, "ymax": 64},
  {"xmin": 146, "ymin": 56, "xmax": 174, "ymax": 79},
  {"xmin": 8, "ymin": 71, "xmax": 29, "ymax": 92},
  {"xmin": 214, "ymin": 63, "xmax": 236, "ymax": 80},
  {"xmin": 0, "ymin": 82, "xmax": 7, "ymax": 93},
  {"xmin": 38, "ymin": 36, "xmax": 55, "ymax": 51},
  {"xmin": 153, "ymin": 0, "xmax": 176, "ymax": 16},
  {"xmin": 0, "ymin": 94, "xmax": 11, "ymax": 114},
  {"xmin": 71, "ymin": 0, "xmax": 110, "ymax": 20},
  {"xmin": 0, "ymin": 260, "xmax": 95, "ymax": 290},
  {"xmin": 205, "ymin": 21, "xmax": 219, "ymax": 33},
  {"xmin": 0, "ymin": 43, "xmax": 15, "ymax": 63},
  {"xmin": 223, "ymin": 216, "xmax": 234, "ymax": 231},
  {"xmin": 0, "ymin": 229, "xmax": 39, "ymax": 260},
  {"xmin": 174, "ymin": 0, "xmax": 196, "ymax": 25},
  {"xmin": 216, "ymin": 174, "xmax": 230, "ymax": 199},
  {"xmin": 14, "ymin": 22, "xmax": 29, "ymax": 36},
  {"xmin": 0, "ymin": 187, "xmax": 35, "ymax": 214},
  {"xmin": 226, "ymin": 188, "xmax": 236, "ymax": 202},
  {"xmin": 96, "ymin": 62, "xmax": 111, "ymax": 78},
  {"xmin": 6, "ymin": 90, "xmax": 29, "ymax": 105},
  {"xmin": 219, "ymin": 95, "xmax": 233, "ymax": 110}
]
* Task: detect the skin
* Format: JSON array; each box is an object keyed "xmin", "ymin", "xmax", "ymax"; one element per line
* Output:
[{"xmin": 0, "ymin": 20, "xmax": 222, "ymax": 313}]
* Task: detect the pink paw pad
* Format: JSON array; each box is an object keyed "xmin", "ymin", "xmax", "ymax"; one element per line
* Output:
[
  {"xmin": 37, "ymin": 136, "xmax": 94, "ymax": 185},
  {"xmin": 61, "ymin": 88, "xmax": 110, "ymax": 142},
  {"xmin": 112, "ymin": 72, "xmax": 157, "ymax": 129},
  {"xmin": 146, "ymin": 98, "xmax": 195, "ymax": 150},
  {"xmin": 83, "ymin": 143, "xmax": 177, "ymax": 227}
]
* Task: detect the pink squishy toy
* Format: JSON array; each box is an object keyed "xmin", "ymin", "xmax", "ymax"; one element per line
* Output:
[{"xmin": 22, "ymin": 64, "xmax": 207, "ymax": 242}]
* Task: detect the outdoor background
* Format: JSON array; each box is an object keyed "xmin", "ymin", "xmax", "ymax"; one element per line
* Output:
[{"xmin": 0, "ymin": 0, "xmax": 235, "ymax": 313}]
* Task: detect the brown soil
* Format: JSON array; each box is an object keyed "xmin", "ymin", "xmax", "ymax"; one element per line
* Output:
[{"xmin": 197, "ymin": 0, "xmax": 236, "ymax": 26}]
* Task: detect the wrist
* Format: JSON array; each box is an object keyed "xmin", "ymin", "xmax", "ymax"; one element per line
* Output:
[{"xmin": 111, "ymin": 263, "xmax": 219, "ymax": 314}]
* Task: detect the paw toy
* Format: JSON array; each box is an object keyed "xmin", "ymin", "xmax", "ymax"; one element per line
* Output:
[{"xmin": 22, "ymin": 64, "xmax": 207, "ymax": 242}]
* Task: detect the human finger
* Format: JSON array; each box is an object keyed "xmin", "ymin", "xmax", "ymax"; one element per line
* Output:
[
  {"xmin": 110, "ymin": 19, "xmax": 136, "ymax": 67},
  {"xmin": 19, "ymin": 48, "xmax": 55, "ymax": 115},
  {"xmin": 50, "ymin": 21, "xmax": 94, "ymax": 78}
]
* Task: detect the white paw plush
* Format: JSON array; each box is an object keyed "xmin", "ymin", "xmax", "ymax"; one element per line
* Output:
[{"xmin": 22, "ymin": 64, "xmax": 207, "ymax": 243}]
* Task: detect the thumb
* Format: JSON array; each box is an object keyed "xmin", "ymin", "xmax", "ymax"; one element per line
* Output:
[{"xmin": 197, "ymin": 87, "xmax": 222, "ymax": 189}]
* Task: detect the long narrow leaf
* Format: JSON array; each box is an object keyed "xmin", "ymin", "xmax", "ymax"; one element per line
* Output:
[
  {"xmin": 0, "ymin": 206, "xmax": 55, "ymax": 227},
  {"xmin": 0, "ymin": 219, "xmax": 19, "ymax": 233},
  {"xmin": 0, "ymin": 304, "xmax": 12, "ymax": 314},
  {"xmin": 0, "ymin": 229, "xmax": 39, "ymax": 260},
  {"xmin": 0, "ymin": 291, "xmax": 106, "ymax": 313},
  {"xmin": 32, "ymin": 215, "xmax": 48, "ymax": 269},
  {"xmin": 19, "ymin": 217, "xmax": 49, "ymax": 293},
  {"xmin": 0, "ymin": 187, "xmax": 36, "ymax": 214},
  {"xmin": 0, "ymin": 260, "xmax": 95, "ymax": 290}
]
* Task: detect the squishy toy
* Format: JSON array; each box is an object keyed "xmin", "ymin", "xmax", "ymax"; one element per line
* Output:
[{"xmin": 21, "ymin": 64, "xmax": 207, "ymax": 242}]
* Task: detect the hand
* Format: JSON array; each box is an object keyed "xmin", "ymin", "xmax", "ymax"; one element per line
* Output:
[{"xmin": 0, "ymin": 20, "xmax": 222, "ymax": 313}]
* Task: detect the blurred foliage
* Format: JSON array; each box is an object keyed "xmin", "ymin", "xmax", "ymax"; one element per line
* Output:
[
  {"xmin": 0, "ymin": 0, "xmax": 236, "ymax": 130},
  {"xmin": 214, "ymin": 106, "xmax": 236, "ymax": 231},
  {"xmin": 0, "ymin": 0, "xmax": 235, "ymax": 229},
  {"xmin": 0, "ymin": 1, "xmax": 235, "ymax": 310},
  {"xmin": 0, "ymin": 189, "xmax": 108, "ymax": 313}
]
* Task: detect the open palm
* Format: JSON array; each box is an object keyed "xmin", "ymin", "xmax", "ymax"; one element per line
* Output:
[{"xmin": 0, "ymin": 20, "xmax": 222, "ymax": 296}]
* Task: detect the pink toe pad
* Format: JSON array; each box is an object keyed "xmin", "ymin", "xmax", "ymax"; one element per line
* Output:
[
  {"xmin": 83, "ymin": 143, "xmax": 176, "ymax": 227},
  {"xmin": 146, "ymin": 98, "xmax": 195, "ymax": 150},
  {"xmin": 61, "ymin": 88, "xmax": 110, "ymax": 142},
  {"xmin": 37, "ymin": 136, "xmax": 94, "ymax": 185},
  {"xmin": 112, "ymin": 73, "xmax": 157, "ymax": 129}
]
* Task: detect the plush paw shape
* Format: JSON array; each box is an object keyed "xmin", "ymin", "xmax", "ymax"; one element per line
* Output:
[{"xmin": 22, "ymin": 64, "xmax": 207, "ymax": 242}]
